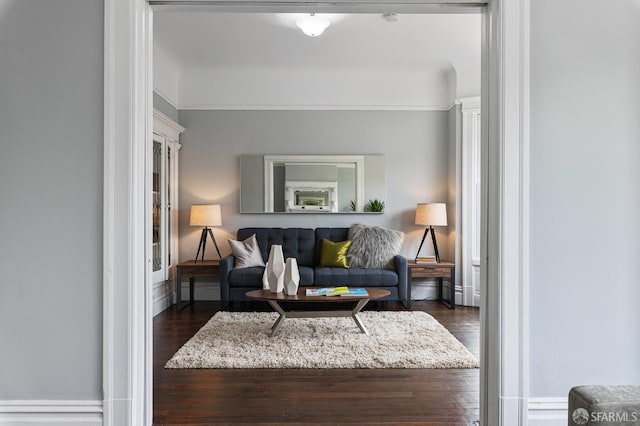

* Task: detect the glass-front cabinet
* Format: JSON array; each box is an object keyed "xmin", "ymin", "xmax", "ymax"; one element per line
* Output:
[{"xmin": 152, "ymin": 110, "xmax": 184, "ymax": 315}]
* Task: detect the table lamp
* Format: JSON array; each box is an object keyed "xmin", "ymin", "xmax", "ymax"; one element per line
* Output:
[
  {"xmin": 414, "ymin": 202, "xmax": 447, "ymax": 263},
  {"xmin": 190, "ymin": 204, "xmax": 222, "ymax": 262}
]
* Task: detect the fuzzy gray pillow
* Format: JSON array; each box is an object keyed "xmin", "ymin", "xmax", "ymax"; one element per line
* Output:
[{"xmin": 347, "ymin": 223, "xmax": 404, "ymax": 269}]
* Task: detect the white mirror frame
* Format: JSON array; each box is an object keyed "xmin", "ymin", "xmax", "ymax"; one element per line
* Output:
[{"xmin": 103, "ymin": 1, "xmax": 530, "ymax": 425}]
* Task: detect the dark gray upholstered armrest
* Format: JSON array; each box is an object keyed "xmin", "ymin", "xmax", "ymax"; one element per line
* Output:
[
  {"xmin": 219, "ymin": 255, "xmax": 235, "ymax": 306},
  {"xmin": 393, "ymin": 255, "xmax": 408, "ymax": 304}
]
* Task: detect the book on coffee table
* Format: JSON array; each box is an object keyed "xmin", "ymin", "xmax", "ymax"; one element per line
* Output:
[
  {"xmin": 325, "ymin": 286, "xmax": 350, "ymax": 296},
  {"xmin": 339, "ymin": 288, "xmax": 368, "ymax": 296},
  {"xmin": 305, "ymin": 288, "xmax": 327, "ymax": 296}
]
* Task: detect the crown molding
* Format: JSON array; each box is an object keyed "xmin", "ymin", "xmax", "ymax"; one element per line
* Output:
[
  {"xmin": 178, "ymin": 103, "xmax": 455, "ymax": 111},
  {"xmin": 153, "ymin": 108, "xmax": 185, "ymax": 136}
]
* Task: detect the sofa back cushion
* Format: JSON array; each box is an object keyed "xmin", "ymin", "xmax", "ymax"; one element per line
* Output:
[
  {"xmin": 315, "ymin": 228, "xmax": 349, "ymax": 265},
  {"xmin": 237, "ymin": 228, "xmax": 316, "ymax": 267}
]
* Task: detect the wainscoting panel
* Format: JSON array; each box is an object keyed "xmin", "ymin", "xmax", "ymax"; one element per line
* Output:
[
  {"xmin": 0, "ymin": 400, "xmax": 102, "ymax": 425},
  {"xmin": 153, "ymin": 291, "xmax": 174, "ymax": 316},
  {"xmin": 153, "ymin": 278, "xmax": 175, "ymax": 316}
]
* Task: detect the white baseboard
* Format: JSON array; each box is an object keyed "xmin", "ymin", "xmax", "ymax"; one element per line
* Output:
[
  {"xmin": 0, "ymin": 400, "xmax": 102, "ymax": 425},
  {"xmin": 528, "ymin": 397, "xmax": 567, "ymax": 426},
  {"xmin": 455, "ymin": 286, "xmax": 464, "ymax": 306},
  {"xmin": 153, "ymin": 291, "xmax": 174, "ymax": 316}
]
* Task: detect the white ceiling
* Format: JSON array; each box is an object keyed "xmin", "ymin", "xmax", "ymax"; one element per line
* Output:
[{"xmin": 153, "ymin": 12, "xmax": 481, "ymax": 109}]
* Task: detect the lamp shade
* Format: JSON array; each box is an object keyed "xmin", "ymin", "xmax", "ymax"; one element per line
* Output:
[
  {"xmin": 190, "ymin": 204, "xmax": 222, "ymax": 227},
  {"xmin": 415, "ymin": 203, "xmax": 447, "ymax": 226}
]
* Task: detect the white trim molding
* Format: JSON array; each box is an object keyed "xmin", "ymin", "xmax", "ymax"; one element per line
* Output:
[
  {"xmin": 459, "ymin": 96, "xmax": 482, "ymax": 110},
  {"xmin": 528, "ymin": 398, "xmax": 568, "ymax": 426},
  {"xmin": 460, "ymin": 96, "xmax": 481, "ymax": 308},
  {"xmin": 104, "ymin": 0, "xmax": 152, "ymax": 425},
  {"xmin": 152, "ymin": 2, "xmax": 486, "ymax": 14},
  {"xmin": 480, "ymin": 0, "xmax": 530, "ymax": 425},
  {"xmin": 153, "ymin": 109, "xmax": 185, "ymax": 138},
  {"xmin": 0, "ymin": 400, "xmax": 102, "ymax": 425}
]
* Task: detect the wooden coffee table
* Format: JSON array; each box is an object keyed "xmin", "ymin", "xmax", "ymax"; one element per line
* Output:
[{"xmin": 245, "ymin": 287, "xmax": 390, "ymax": 336}]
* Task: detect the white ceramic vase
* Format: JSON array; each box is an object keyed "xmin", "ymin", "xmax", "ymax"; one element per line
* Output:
[
  {"xmin": 262, "ymin": 262, "xmax": 270, "ymax": 290},
  {"xmin": 284, "ymin": 258, "xmax": 300, "ymax": 296},
  {"xmin": 266, "ymin": 245, "xmax": 285, "ymax": 293}
]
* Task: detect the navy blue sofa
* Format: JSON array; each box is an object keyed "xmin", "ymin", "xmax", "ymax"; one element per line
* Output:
[{"xmin": 219, "ymin": 227, "xmax": 408, "ymax": 308}]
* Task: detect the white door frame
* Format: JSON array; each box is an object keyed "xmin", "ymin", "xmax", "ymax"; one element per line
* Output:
[
  {"xmin": 460, "ymin": 96, "xmax": 481, "ymax": 307},
  {"xmin": 103, "ymin": 1, "xmax": 530, "ymax": 425}
]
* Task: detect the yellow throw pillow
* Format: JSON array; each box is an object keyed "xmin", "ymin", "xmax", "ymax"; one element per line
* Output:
[{"xmin": 319, "ymin": 239, "xmax": 352, "ymax": 268}]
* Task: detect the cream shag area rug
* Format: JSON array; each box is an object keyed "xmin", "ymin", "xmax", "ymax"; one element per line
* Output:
[{"xmin": 165, "ymin": 311, "xmax": 478, "ymax": 369}]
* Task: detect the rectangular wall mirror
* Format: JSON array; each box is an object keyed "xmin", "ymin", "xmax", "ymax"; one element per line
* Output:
[{"xmin": 240, "ymin": 155, "xmax": 385, "ymax": 213}]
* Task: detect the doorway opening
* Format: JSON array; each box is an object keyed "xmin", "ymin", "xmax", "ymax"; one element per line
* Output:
[
  {"xmin": 102, "ymin": 1, "xmax": 531, "ymax": 425},
  {"xmin": 152, "ymin": 7, "xmax": 482, "ymax": 424}
]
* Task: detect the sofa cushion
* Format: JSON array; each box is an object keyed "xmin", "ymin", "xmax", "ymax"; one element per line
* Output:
[
  {"xmin": 228, "ymin": 234, "xmax": 265, "ymax": 269},
  {"xmin": 347, "ymin": 223, "xmax": 404, "ymax": 269},
  {"xmin": 319, "ymin": 239, "xmax": 351, "ymax": 268},
  {"xmin": 238, "ymin": 228, "xmax": 316, "ymax": 267},
  {"xmin": 314, "ymin": 267, "xmax": 399, "ymax": 287},
  {"xmin": 229, "ymin": 265, "xmax": 314, "ymax": 287}
]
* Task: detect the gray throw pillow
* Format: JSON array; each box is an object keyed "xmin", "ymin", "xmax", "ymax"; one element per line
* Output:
[
  {"xmin": 347, "ymin": 223, "xmax": 404, "ymax": 269},
  {"xmin": 228, "ymin": 234, "xmax": 265, "ymax": 269}
]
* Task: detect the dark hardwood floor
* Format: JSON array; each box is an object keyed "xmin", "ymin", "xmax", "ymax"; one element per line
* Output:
[{"xmin": 154, "ymin": 300, "xmax": 480, "ymax": 425}]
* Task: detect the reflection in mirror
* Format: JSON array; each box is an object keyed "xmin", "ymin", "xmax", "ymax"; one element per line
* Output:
[{"xmin": 239, "ymin": 155, "xmax": 385, "ymax": 213}]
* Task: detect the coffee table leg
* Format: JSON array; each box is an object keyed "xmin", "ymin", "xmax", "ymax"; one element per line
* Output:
[
  {"xmin": 267, "ymin": 301, "xmax": 286, "ymax": 336},
  {"xmin": 351, "ymin": 299, "xmax": 370, "ymax": 335},
  {"xmin": 265, "ymin": 298, "xmax": 373, "ymax": 336}
]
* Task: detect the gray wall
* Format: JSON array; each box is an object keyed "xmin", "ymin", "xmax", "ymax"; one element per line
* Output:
[
  {"xmin": 177, "ymin": 110, "xmax": 450, "ymax": 263},
  {"xmin": 2, "ymin": 0, "xmax": 636, "ymax": 411},
  {"xmin": 0, "ymin": 0, "xmax": 103, "ymax": 400},
  {"xmin": 530, "ymin": 0, "xmax": 640, "ymax": 396}
]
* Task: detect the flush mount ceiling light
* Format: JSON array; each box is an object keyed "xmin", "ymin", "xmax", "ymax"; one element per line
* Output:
[
  {"xmin": 296, "ymin": 13, "xmax": 330, "ymax": 37},
  {"xmin": 382, "ymin": 13, "xmax": 399, "ymax": 23}
]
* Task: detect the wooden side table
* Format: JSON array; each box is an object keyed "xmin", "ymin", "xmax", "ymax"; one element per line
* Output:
[
  {"xmin": 175, "ymin": 260, "xmax": 220, "ymax": 310},
  {"xmin": 407, "ymin": 260, "xmax": 456, "ymax": 309}
]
